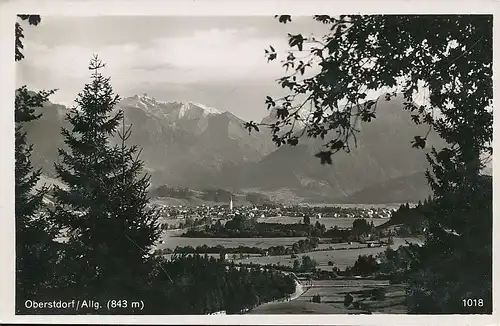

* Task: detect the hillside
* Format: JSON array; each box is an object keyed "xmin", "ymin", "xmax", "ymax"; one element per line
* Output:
[
  {"xmin": 336, "ymin": 172, "xmax": 431, "ymax": 204},
  {"xmin": 149, "ymin": 185, "xmax": 275, "ymax": 207},
  {"xmin": 24, "ymin": 93, "xmax": 445, "ymax": 204},
  {"xmin": 235, "ymin": 95, "xmax": 444, "ymax": 202}
]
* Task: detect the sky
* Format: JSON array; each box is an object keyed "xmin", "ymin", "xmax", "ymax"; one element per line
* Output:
[{"xmin": 16, "ymin": 16, "xmax": 334, "ymax": 121}]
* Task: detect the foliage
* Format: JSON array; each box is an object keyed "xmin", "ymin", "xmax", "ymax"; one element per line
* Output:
[
  {"xmin": 14, "ymin": 15, "xmax": 60, "ymax": 313},
  {"xmin": 292, "ymin": 255, "xmax": 317, "ymax": 273},
  {"xmin": 15, "ymin": 15, "xmax": 41, "ymax": 61},
  {"xmin": 252, "ymin": 15, "xmax": 492, "ymax": 313},
  {"xmin": 49, "ymin": 56, "xmax": 160, "ymax": 299},
  {"xmin": 15, "ymin": 86, "xmax": 60, "ymax": 311},
  {"xmin": 182, "ymin": 215, "xmax": 325, "ymax": 238},
  {"xmin": 143, "ymin": 255, "xmax": 296, "ymax": 314},
  {"xmin": 348, "ymin": 254, "xmax": 379, "ymax": 276},
  {"xmin": 352, "ymin": 218, "xmax": 374, "ymax": 236}
]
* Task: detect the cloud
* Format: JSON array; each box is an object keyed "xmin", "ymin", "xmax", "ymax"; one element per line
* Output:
[
  {"xmin": 17, "ymin": 26, "xmax": 289, "ymax": 106},
  {"xmin": 21, "ymin": 27, "xmax": 287, "ymax": 83}
]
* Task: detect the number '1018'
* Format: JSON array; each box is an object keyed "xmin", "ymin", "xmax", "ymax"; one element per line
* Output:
[{"xmin": 462, "ymin": 298, "xmax": 483, "ymax": 307}]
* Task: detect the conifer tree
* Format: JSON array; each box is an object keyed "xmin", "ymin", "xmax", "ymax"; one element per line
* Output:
[
  {"xmin": 15, "ymin": 86, "xmax": 58, "ymax": 309},
  {"xmin": 15, "ymin": 14, "xmax": 59, "ymax": 311},
  {"xmin": 104, "ymin": 117, "xmax": 162, "ymax": 295},
  {"xmin": 51, "ymin": 55, "xmax": 161, "ymax": 301},
  {"xmin": 50, "ymin": 55, "xmax": 126, "ymax": 298}
]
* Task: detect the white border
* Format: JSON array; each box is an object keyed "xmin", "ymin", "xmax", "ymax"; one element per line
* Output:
[{"xmin": 0, "ymin": 0, "xmax": 498, "ymax": 325}]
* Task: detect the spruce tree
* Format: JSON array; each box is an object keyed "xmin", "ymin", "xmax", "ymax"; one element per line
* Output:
[
  {"xmin": 15, "ymin": 86, "xmax": 58, "ymax": 310},
  {"xmin": 50, "ymin": 55, "xmax": 124, "ymax": 298},
  {"xmin": 51, "ymin": 55, "xmax": 161, "ymax": 301},
  {"xmin": 15, "ymin": 14, "xmax": 59, "ymax": 311},
  {"xmin": 104, "ymin": 117, "xmax": 162, "ymax": 296}
]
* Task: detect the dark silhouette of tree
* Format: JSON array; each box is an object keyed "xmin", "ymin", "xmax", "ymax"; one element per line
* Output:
[
  {"xmin": 15, "ymin": 86, "xmax": 59, "ymax": 311},
  {"xmin": 247, "ymin": 15, "xmax": 492, "ymax": 313},
  {"xmin": 351, "ymin": 254, "xmax": 379, "ymax": 276},
  {"xmin": 303, "ymin": 215, "xmax": 311, "ymax": 225},
  {"xmin": 14, "ymin": 15, "xmax": 59, "ymax": 312},
  {"xmin": 352, "ymin": 218, "xmax": 372, "ymax": 236},
  {"xmin": 101, "ymin": 115, "xmax": 162, "ymax": 296},
  {"xmin": 15, "ymin": 15, "xmax": 41, "ymax": 61},
  {"xmin": 50, "ymin": 56, "xmax": 159, "ymax": 300}
]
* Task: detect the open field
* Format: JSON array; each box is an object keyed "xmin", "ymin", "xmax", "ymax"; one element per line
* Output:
[
  {"xmin": 309, "ymin": 203, "xmax": 412, "ymax": 210},
  {"xmin": 226, "ymin": 237, "xmax": 422, "ymax": 270},
  {"xmin": 157, "ymin": 232, "xmax": 306, "ymax": 250},
  {"xmin": 389, "ymin": 236, "xmax": 424, "ymax": 247},
  {"xmin": 230, "ymin": 246, "xmax": 390, "ymax": 270},
  {"xmin": 159, "ymin": 218, "xmax": 186, "ymax": 226},
  {"xmin": 258, "ymin": 217, "xmax": 388, "ymax": 228},
  {"xmin": 160, "ymin": 216, "xmax": 389, "ymax": 229},
  {"xmin": 250, "ymin": 279, "xmax": 407, "ymax": 314},
  {"xmin": 315, "ymin": 241, "xmax": 369, "ymax": 251}
]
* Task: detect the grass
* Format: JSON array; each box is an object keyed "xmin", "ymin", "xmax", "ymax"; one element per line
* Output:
[
  {"xmin": 258, "ymin": 217, "xmax": 388, "ymax": 228},
  {"xmin": 231, "ymin": 246, "xmax": 391, "ymax": 270},
  {"xmin": 250, "ymin": 279, "xmax": 407, "ymax": 314},
  {"xmin": 157, "ymin": 232, "xmax": 306, "ymax": 250}
]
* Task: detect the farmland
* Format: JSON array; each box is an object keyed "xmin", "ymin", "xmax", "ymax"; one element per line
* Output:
[
  {"xmin": 158, "ymin": 230, "xmax": 306, "ymax": 250},
  {"xmin": 227, "ymin": 245, "xmax": 387, "ymax": 270},
  {"xmin": 154, "ymin": 212, "xmax": 421, "ymax": 315},
  {"xmin": 250, "ymin": 279, "xmax": 407, "ymax": 314},
  {"xmin": 257, "ymin": 216, "xmax": 388, "ymax": 228}
]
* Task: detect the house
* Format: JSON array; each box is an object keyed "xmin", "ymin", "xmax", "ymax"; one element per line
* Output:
[{"xmin": 219, "ymin": 252, "xmax": 228, "ymax": 261}]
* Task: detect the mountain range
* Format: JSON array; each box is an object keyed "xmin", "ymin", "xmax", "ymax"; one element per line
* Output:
[{"xmin": 25, "ymin": 92, "xmax": 449, "ymax": 204}]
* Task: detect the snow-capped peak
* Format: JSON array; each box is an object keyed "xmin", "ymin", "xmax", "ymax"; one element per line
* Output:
[
  {"xmin": 188, "ymin": 101, "xmax": 221, "ymax": 115},
  {"xmin": 179, "ymin": 101, "xmax": 221, "ymax": 118},
  {"xmin": 123, "ymin": 94, "xmax": 224, "ymax": 120}
]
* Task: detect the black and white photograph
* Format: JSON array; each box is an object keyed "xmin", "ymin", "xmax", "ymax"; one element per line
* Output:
[{"xmin": 0, "ymin": 0, "xmax": 497, "ymax": 324}]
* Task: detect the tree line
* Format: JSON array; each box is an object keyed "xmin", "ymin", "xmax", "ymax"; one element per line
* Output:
[{"xmin": 160, "ymin": 237, "xmax": 321, "ymax": 257}]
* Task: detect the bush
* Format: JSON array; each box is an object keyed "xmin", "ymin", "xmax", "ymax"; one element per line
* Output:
[
  {"xmin": 371, "ymin": 288, "xmax": 387, "ymax": 301},
  {"xmin": 312, "ymin": 294, "xmax": 321, "ymax": 303}
]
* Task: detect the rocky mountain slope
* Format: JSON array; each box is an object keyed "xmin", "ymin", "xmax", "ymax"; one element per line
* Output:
[{"xmin": 24, "ymin": 93, "xmax": 447, "ymax": 203}]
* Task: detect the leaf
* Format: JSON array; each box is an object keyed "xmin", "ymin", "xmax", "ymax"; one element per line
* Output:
[
  {"xmin": 361, "ymin": 111, "xmax": 376, "ymax": 122},
  {"xmin": 411, "ymin": 136, "xmax": 426, "ymax": 149},
  {"xmin": 244, "ymin": 121, "xmax": 259, "ymax": 133},
  {"xmin": 315, "ymin": 151, "xmax": 333, "ymax": 165},
  {"xmin": 276, "ymin": 15, "xmax": 292, "ymax": 24},
  {"xmin": 287, "ymin": 137, "xmax": 299, "ymax": 146},
  {"xmin": 330, "ymin": 139, "xmax": 344, "ymax": 151},
  {"xmin": 410, "ymin": 114, "xmax": 421, "ymax": 124},
  {"xmin": 267, "ymin": 52, "xmax": 277, "ymax": 62},
  {"xmin": 365, "ymin": 100, "xmax": 376, "ymax": 110},
  {"xmin": 288, "ymin": 34, "xmax": 304, "ymax": 51},
  {"xmin": 276, "ymin": 108, "xmax": 289, "ymax": 120}
]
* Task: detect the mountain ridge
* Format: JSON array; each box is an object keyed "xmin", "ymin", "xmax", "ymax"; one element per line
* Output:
[{"xmin": 26, "ymin": 93, "xmax": 445, "ymax": 204}]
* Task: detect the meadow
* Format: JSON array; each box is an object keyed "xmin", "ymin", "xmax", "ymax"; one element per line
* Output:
[
  {"xmin": 250, "ymin": 279, "xmax": 407, "ymax": 314},
  {"xmin": 230, "ymin": 246, "xmax": 389, "ymax": 270},
  {"xmin": 157, "ymin": 230, "xmax": 306, "ymax": 250},
  {"xmin": 225, "ymin": 237, "xmax": 423, "ymax": 270},
  {"xmin": 257, "ymin": 216, "xmax": 388, "ymax": 228}
]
